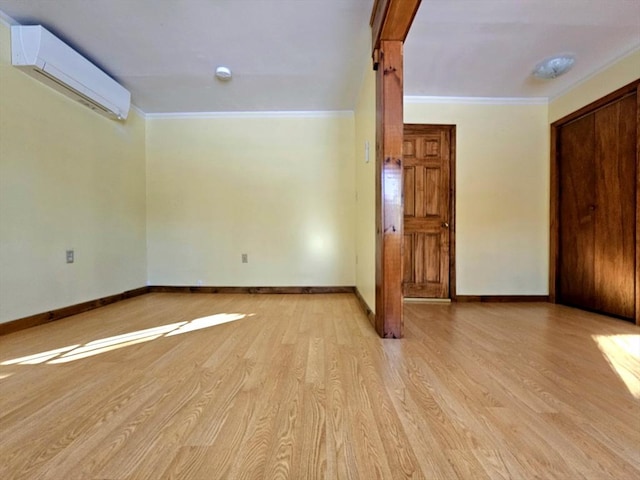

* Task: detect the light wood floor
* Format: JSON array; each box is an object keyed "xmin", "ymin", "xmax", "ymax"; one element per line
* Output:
[{"xmin": 1, "ymin": 293, "xmax": 639, "ymax": 479}]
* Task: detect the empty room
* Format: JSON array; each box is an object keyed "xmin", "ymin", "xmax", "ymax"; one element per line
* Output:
[{"xmin": 0, "ymin": 1, "xmax": 639, "ymax": 479}]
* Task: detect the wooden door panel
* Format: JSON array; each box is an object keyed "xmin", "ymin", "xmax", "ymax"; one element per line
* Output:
[
  {"xmin": 558, "ymin": 114, "xmax": 596, "ymax": 309},
  {"xmin": 402, "ymin": 234, "xmax": 413, "ymax": 284},
  {"xmin": 552, "ymin": 81, "xmax": 639, "ymax": 323},
  {"xmin": 404, "ymin": 165, "xmax": 442, "ymax": 218},
  {"xmin": 411, "ymin": 235, "xmax": 439, "ymax": 276},
  {"xmin": 424, "ymin": 138, "xmax": 441, "ymax": 156},
  {"xmin": 404, "ymin": 232, "xmax": 446, "ymax": 297},
  {"xmin": 403, "ymin": 139, "xmax": 416, "ymax": 157},
  {"xmin": 557, "ymin": 90, "xmax": 637, "ymax": 321},
  {"xmin": 423, "ymin": 234, "xmax": 441, "ymax": 283},
  {"xmin": 402, "ymin": 125, "xmax": 452, "ymax": 298},
  {"xmin": 404, "ymin": 167, "xmax": 415, "ymax": 217},
  {"xmin": 414, "ymin": 166, "xmax": 427, "ymax": 217},
  {"xmin": 404, "ymin": 217, "xmax": 444, "ymax": 230},
  {"xmin": 593, "ymin": 93, "xmax": 637, "ymax": 319},
  {"xmin": 419, "ymin": 134, "xmax": 443, "ymax": 157},
  {"xmin": 425, "ymin": 168, "xmax": 441, "ymax": 216}
]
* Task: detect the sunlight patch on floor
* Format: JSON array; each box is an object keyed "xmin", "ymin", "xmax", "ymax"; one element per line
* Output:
[
  {"xmin": 0, "ymin": 313, "xmax": 250, "ymax": 366},
  {"xmin": 49, "ymin": 334, "xmax": 165, "ymax": 364},
  {"xmin": 592, "ymin": 334, "xmax": 640, "ymax": 399},
  {"xmin": 1, "ymin": 345, "xmax": 80, "ymax": 365},
  {"xmin": 165, "ymin": 313, "xmax": 247, "ymax": 336},
  {"xmin": 82, "ymin": 322, "xmax": 188, "ymax": 348}
]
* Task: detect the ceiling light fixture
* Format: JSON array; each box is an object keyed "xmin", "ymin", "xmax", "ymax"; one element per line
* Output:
[
  {"xmin": 215, "ymin": 66, "xmax": 232, "ymax": 81},
  {"xmin": 532, "ymin": 54, "xmax": 576, "ymax": 79}
]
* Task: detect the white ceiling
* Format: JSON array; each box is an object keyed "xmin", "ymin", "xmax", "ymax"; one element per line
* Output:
[
  {"xmin": 0, "ymin": 0, "xmax": 638, "ymax": 114},
  {"xmin": 405, "ymin": 0, "xmax": 640, "ymax": 100}
]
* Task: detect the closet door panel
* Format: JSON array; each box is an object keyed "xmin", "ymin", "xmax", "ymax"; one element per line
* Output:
[
  {"xmin": 558, "ymin": 115, "xmax": 596, "ymax": 309},
  {"xmin": 593, "ymin": 93, "xmax": 637, "ymax": 319}
]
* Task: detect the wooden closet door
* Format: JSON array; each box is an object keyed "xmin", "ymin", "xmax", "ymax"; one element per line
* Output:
[
  {"xmin": 593, "ymin": 92, "xmax": 637, "ymax": 319},
  {"xmin": 558, "ymin": 115, "xmax": 596, "ymax": 310},
  {"xmin": 557, "ymin": 91, "xmax": 637, "ymax": 320}
]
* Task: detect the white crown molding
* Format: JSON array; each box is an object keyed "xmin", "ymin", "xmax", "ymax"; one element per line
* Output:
[
  {"xmin": 0, "ymin": 9, "xmax": 19, "ymax": 26},
  {"xmin": 144, "ymin": 110, "xmax": 355, "ymax": 120},
  {"xmin": 549, "ymin": 44, "xmax": 640, "ymax": 102},
  {"xmin": 404, "ymin": 95, "xmax": 549, "ymax": 105},
  {"xmin": 129, "ymin": 104, "xmax": 147, "ymax": 119}
]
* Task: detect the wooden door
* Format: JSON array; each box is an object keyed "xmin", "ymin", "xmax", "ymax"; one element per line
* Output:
[
  {"xmin": 402, "ymin": 124, "xmax": 454, "ymax": 298},
  {"xmin": 557, "ymin": 90, "xmax": 637, "ymax": 320},
  {"xmin": 558, "ymin": 114, "xmax": 596, "ymax": 309},
  {"xmin": 593, "ymin": 93, "xmax": 637, "ymax": 319}
]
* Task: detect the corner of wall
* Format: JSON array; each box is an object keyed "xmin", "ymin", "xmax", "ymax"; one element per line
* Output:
[{"xmin": 354, "ymin": 62, "xmax": 377, "ymax": 313}]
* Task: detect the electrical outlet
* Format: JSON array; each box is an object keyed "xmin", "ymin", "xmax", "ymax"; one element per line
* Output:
[
  {"xmin": 196, "ymin": 280, "xmax": 203, "ymax": 286},
  {"xmin": 241, "ymin": 253, "xmax": 248, "ymax": 263},
  {"xmin": 66, "ymin": 249, "xmax": 74, "ymax": 263}
]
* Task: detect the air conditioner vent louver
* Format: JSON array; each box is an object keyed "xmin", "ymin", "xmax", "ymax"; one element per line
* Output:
[{"xmin": 11, "ymin": 25, "xmax": 130, "ymax": 120}]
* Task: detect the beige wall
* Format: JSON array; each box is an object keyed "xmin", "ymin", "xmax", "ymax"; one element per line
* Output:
[
  {"xmin": 3, "ymin": 15, "xmax": 635, "ymax": 324},
  {"xmin": 0, "ymin": 22, "xmax": 147, "ymax": 324},
  {"xmin": 354, "ymin": 67, "xmax": 376, "ymax": 312},
  {"xmin": 405, "ymin": 100, "xmax": 550, "ymax": 295},
  {"xmin": 550, "ymin": 48, "xmax": 640, "ymax": 123},
  {"xmin": 146, "ymin": 113, "xmax": 356, "ymax": 287}
]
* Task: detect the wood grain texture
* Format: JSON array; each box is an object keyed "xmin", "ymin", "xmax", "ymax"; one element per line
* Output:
[
  {"xmin": 0, "ymin": 287, "xmax": 356, "ymax": 337},
  {"xmin": 0, "ymin": 287, "xmax": 149, "ymax": 336},
  {"xmin": 594, "ymin": 93, "xmax": 636, "ymax": 318},
  {"xmin": 0, "ymin": 293, "xmax": 638, "ymax": 479},
  {"xmin": 558, "ymin": 113, "xmax": 597, "ymax": 310},
  {"xmin": 636, "ymin": 84, "xmax": 640, "ymax": 326},
  {"xmin": 403, "ymin": 124, "xmax": 454, "ymax": 299},
  {"xmin": 552, "ymin": 81, "xmax": 639, "ymax": 322},
  {"xmin": 370, "ymin": 0, "xmax": 422, "ymax": 53},
  {"xmin": 375, "ymin": 40, "xmax": 404, "ymax": 338}
]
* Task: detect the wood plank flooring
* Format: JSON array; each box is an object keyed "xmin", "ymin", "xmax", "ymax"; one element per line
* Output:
[{"xmin": 0, "ymin": 293, "xmax": 639, "ymax": 479}]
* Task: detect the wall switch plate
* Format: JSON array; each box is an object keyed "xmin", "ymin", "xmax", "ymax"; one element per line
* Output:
[
  {"xmin": 241, "ymin": 253, "xmax": 248, "ymax": 263},
  {"xmin": 66, "ymin": 250, "xmax": 74, "ymax": 263}
]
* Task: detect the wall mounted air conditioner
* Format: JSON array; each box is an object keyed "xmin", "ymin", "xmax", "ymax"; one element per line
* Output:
[{"xmin": 11, "ymin": 25, "xmax": 131, "ymax": 120}]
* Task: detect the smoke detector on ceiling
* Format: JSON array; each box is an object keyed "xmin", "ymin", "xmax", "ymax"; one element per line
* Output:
[
  {"xmin": 532, "ymin": 54, "xmax": 576, "ymax": 79},
  {"xmin": 215, "ymin": 66, "xmax": 232, "ymax": 81}
]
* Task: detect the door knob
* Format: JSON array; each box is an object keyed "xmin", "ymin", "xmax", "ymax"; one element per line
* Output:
[{"xmin": 442, "ymin": 222, "xmax": 449, "ymax": 228}]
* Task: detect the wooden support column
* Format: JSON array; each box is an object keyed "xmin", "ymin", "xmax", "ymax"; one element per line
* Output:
[
  {"xmin": 371, "ymin": 0, "xmax": 421, "ymax": 338},
  {"xmin": 375, "ymin": 41, "xmax": 404, "ymax": 338}
]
